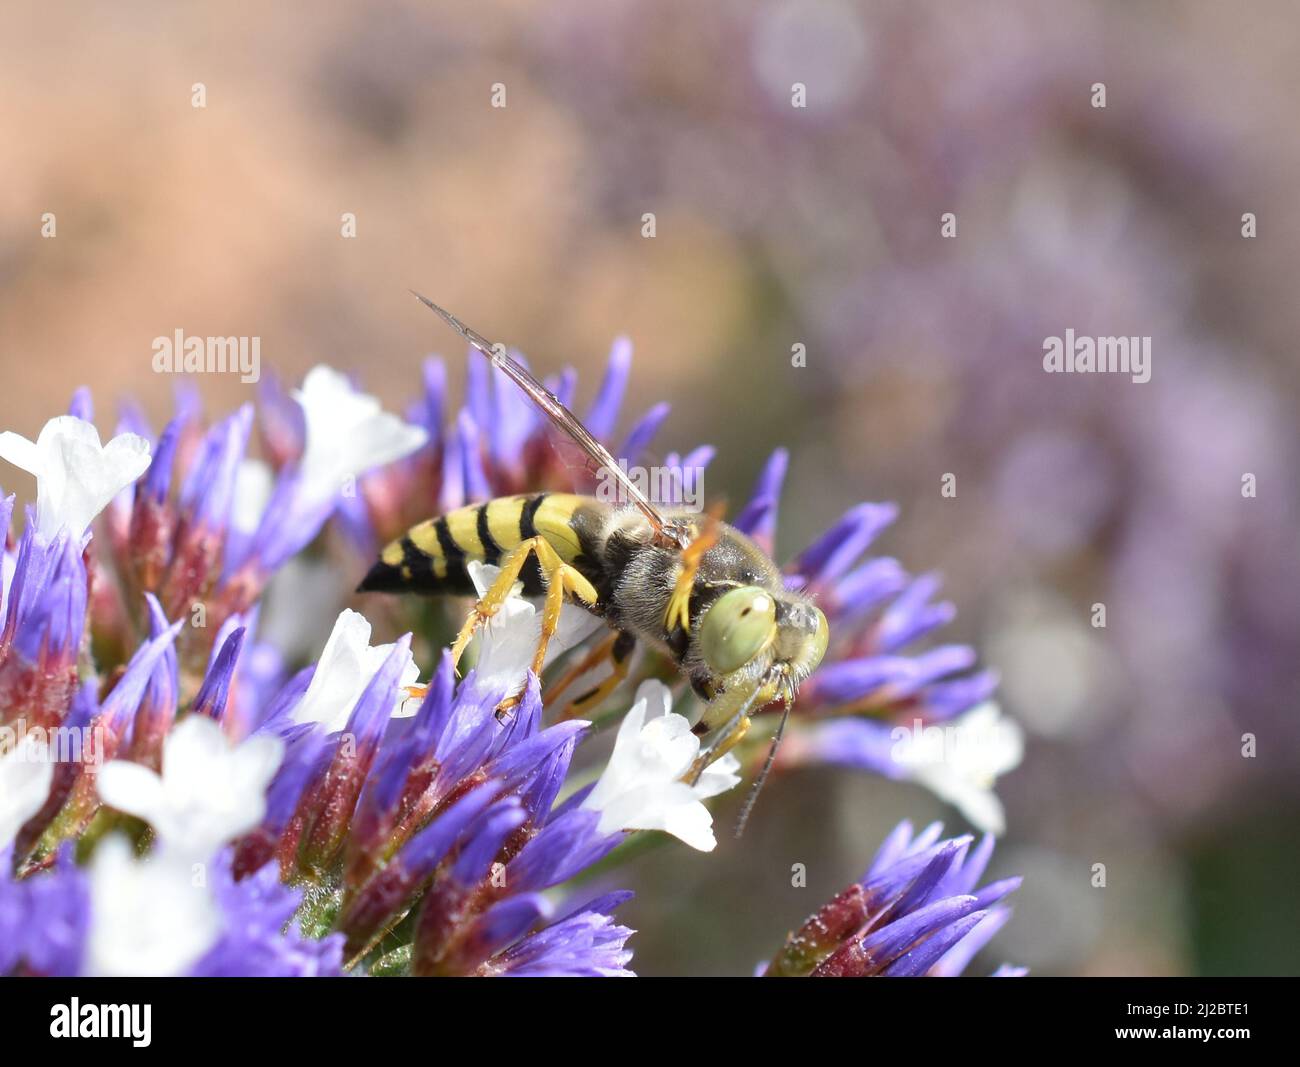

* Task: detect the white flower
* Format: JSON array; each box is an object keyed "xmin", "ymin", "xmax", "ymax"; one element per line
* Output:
[
  {"xmin": 1, "ymin": 549, "xmax": 15, "ymax": 623},
  {"xmin": 85, "ymin": 837, "xmax": 221, "ymax": 977},
  {"xmin": 465, "ymin": 561, "xmax": 604, "ymax": 700},
  {"xmin": 582, "ymin": 680, "xmax": 741, "ymax": 852},
  {"xmin": 0, "ymin": 732, "xmax": 53, "ymax": 850},
  {"xmin": 230, "ymin": 458, "xmax": 274, "ymax": 535},
  {"xmin": 293, "ymin": 365, "xmax": 427, "ymax": 499},
  {"xmin": 0, "ymin": 416, "xmax": 151, "ymax": 539},
  {"xmin": 889, "ymin": 701, "xmax": 1024, "ymax": 835},
  {"xmin": 289, "ymin": 608, "xmax": 420, "ymax": 730},
  {"xmin": 97, "ymin": 717, "xmax": 283, "ymax": 858}
]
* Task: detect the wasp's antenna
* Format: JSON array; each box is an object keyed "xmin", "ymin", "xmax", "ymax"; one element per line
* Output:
[{"xmin": 734, "ymin": 703, "xmax": 791, "ymax": 838}]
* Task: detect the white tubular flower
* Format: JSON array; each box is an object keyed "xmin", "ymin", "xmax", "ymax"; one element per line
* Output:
[
  {"xmin": 293, "ymin": 366, "xmax": 427, "ymax": 499},
  {"xmin": 85, "ymin": 837, "xmax": 221, "ymax": 977},
  {"xmin": 890, "ymin": 701, "xmax": 1024, "ymax": 835},
  {"xmin": 582, "ymin": 680, "xmax": 741, "ymax": 852},
  {"xmin": 0, "ymin": 416, "xmax": 151, "ymax": 539},
  {"xmin": 97, "ymin": 717, "xmax": 283, "ymax": 859},
  {"xmin": 465, "ymin": 561, "xmax": 604, "ymax": 701},
  {"xmin": 289, "ymin": 608, "xmax": 420, "ymax": 730},
  {"xmin": 0, "ymin": 732, "xmax": 53, "ymax": 850}
]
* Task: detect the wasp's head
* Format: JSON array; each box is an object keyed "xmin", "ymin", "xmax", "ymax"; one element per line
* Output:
[{"xmin": 691, "ymin": 584, "xmax": 828, "ymax": 729}]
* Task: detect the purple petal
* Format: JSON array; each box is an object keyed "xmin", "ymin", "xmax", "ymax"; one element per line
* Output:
[{"xmin": 584, "ymin": 336, "xmax": 632, "ymax": 442}]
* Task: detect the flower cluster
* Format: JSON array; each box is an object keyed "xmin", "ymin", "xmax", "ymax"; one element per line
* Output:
[
  {"xmin": 0, "ymin": 339, "xmax": 1023, "ymax": 976},
  {"xmin": 0, "ymin": 610, "xmax": 717, "ymax": 975},
  {"xmin": 763, "ymin": 821, "xmax": 1023, "ymax": 978}
]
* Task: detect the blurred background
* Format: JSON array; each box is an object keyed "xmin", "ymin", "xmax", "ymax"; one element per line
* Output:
[{"xmin": 2, "ymin": 0, "xmax": 1297, "ymax": 975}]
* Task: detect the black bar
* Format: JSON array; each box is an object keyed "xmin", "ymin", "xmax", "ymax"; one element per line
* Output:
[{"xmin": 3, "ymin": 976, "xmax": 1286, "ymax": 1054}]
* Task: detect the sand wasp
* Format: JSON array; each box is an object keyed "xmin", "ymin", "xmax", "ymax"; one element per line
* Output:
[{"xmin": 358, "ymin": 293, "xmax": 829, "ymax": 825}]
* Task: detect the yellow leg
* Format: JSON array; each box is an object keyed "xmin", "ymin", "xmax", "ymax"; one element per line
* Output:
[
  {"xmin": 685, "ymin": 672, "xmax": 778, "ymax": 785},
  {"xmin": 559, "ymin": 642, "xmax": 635, "ymax": 720},
  {"xmin": 544, "ymin": 632, "xmax": 620, "ymax": 704},
  {"xmin": 532, "ymin": 551, "xmax": 570, "ymax": 677},
  {"xmin": 664, "ymin": 510, "xmax": 722, "ymax": 634},
  {"xmin": 448, "ymin": 535, "xmax": 599, "ymax": 677},
  {"xmin": 685, "ymin": 713, "xmax": 752, "ymax": 786},
  {"xmin": 544, "ymin": 631, "xmax": 636, "ymax": 720}
]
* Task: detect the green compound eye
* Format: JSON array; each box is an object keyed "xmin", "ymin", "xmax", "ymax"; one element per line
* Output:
[{"xmin": 699, "ymin": 586, "xmax": 777, "ymax": 674}]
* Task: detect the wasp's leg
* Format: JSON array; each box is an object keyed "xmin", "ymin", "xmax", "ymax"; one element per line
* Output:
[
  {"xmin": 447, "ymin": 535, "xmax": 598, "ymax": 673},
  {"xmin": 685, "ymin": 709, "xmax": 752, "ymax": 786},
  {"xmin": 684, "ymin": 673, "xmax": 777, "ymax": 784},
  {"xmin": 544, "ymin": 631, "xmax": 619, "ymax": 703},
  {"xmin": 549, "ymin": 631, "xmax": 637, "ymax": 721},
  {"xmin": 494, "ymin": 546, "xmax": 604, "ymax": 724},
  {"xmin": 530, "ymin": 538, "xmax": 600, "ymax": 677}
]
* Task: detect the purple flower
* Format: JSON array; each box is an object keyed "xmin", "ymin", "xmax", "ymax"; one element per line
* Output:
[
  {"xmin": 482, "ymin": 891, "xmax": 635, "ymax": 977},
  {"xmin": 190, "ymin": 623, "xmax": 246, "ymax": 721},
  {"xmin": 191, "ymin": 853, "xmax": 344, "ymax": 977},
  {"xmin": 0, "ymin": 843, "xmax": 342, "ymax": 977},
  {"xmin": 763, "ymin": 820, "xmax": 1023, "ymax": 977},
  {"xmin": 244, "ymin": 642, "xmax": 635, "ymax": 976},
  {"xmin": 0, "ymin": 845, "xmax": 88, "ymax": 976},
  {"xmin": 122, "ymin": 594, "xmax": 180, "ymax": 769},
  {"xmin": 0, "ymin": 526, "xmax": 86, "ymax": 730},
  {"xmin": 162, "ymin": 406, "xmax": 253, "ymax": 618}
]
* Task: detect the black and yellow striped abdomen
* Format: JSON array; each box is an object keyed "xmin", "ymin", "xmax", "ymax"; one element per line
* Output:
[{"xmin": 357, "ymin": 493, "xmax": 604, "ymax": 601}]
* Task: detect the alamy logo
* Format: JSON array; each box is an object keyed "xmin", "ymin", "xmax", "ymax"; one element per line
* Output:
[
  {"xmin": 1042, "ymin": 329, "xmax": 1151, "ymax": 384},
  {"xmin": 0, "ymin": 720, "xmax": 107, "ymax": 765},
  {"xmin": 49, "ymin": 999, "xmax": 151, "ymax": 1047},
  {"xmin": 152, "ymin": 329, "xmax": 260, "ymax": 383},
  {"xmin": 595, "ymin": 459, "xmax": 705, "ymax": 512}
]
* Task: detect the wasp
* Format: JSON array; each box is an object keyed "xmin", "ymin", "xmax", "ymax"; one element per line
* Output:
[{"xmin": 358, "ymin": 293, "xmax": 828, "ymax": 822}]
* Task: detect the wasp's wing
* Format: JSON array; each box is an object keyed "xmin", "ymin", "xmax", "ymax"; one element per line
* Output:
[{"xmin": 410, "ymin": 291, "xmax": 677, "ymax": 542}]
